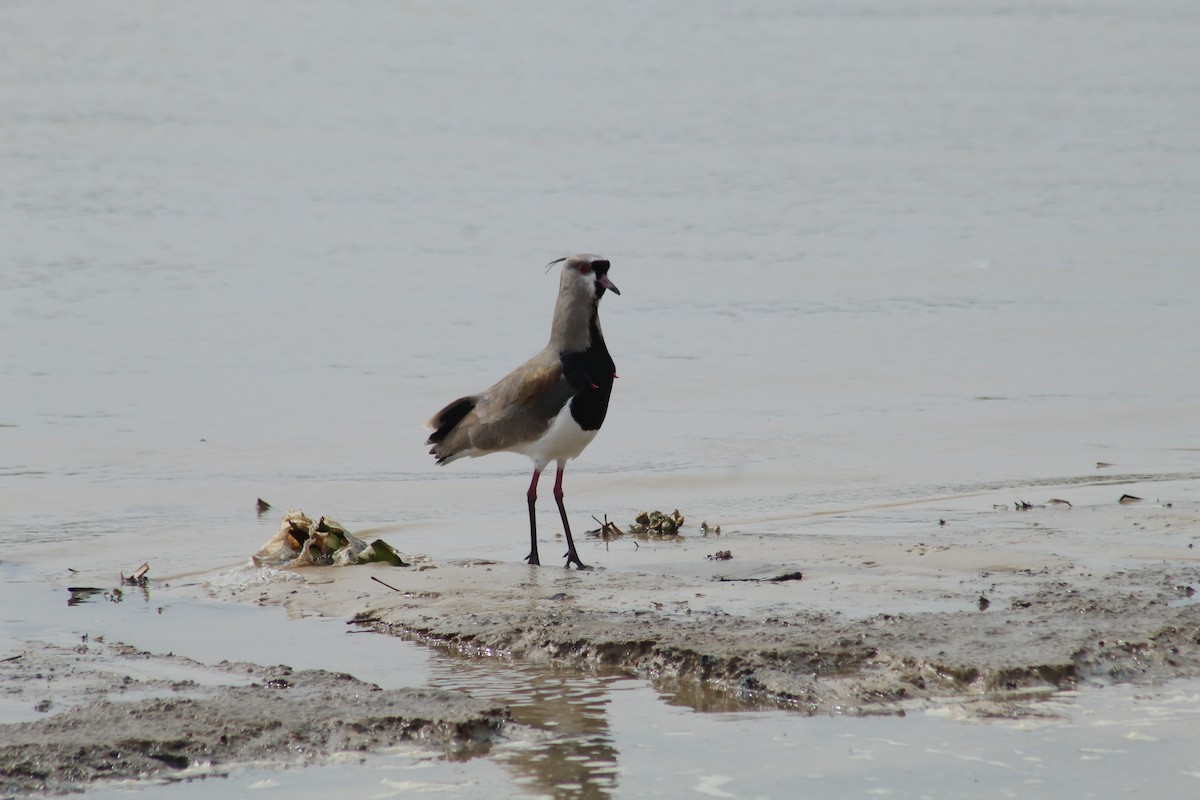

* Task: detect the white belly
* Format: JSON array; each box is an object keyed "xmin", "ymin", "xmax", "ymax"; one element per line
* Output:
[{"xmin": 513, "ymin": 402, "xmax": 598, "ymax": 470}]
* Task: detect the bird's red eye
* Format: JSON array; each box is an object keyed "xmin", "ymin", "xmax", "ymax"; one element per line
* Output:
[{"xmin": 578, "ymin": 264, "xmax": 592, "ymax": 275}]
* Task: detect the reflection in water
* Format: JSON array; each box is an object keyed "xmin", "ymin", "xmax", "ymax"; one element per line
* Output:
[
  {"xmin": 65, "ymin": 587, "xmax": 105, "ymax": 606},
  {"xmin": 425, "ymin": 652, "xmax": 623, "ymax": 799},
  {"xmin": 65, "ymin": 584, "xmax": 150, "ymax": 606}
]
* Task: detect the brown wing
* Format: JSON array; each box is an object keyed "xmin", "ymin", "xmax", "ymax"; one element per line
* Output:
[
  {"xmin": 427, "ymin": 348, "xmax": 580, "ymax": 461},
  {"xmin": 467, "ymin": 359, "xmax": 574, "ymax": 454}
]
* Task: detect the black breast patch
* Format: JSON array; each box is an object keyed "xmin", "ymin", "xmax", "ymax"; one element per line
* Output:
[{"xmin": 562, "ymin": 307, "xmax": 616, "ymax": 432}]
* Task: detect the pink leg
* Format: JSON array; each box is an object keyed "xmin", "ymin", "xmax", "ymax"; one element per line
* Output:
[
  {"xmin": 525, "ymin": 469, "xmax": 541, "ymax": 565},
  {"xmin": 554, "ymin": 463, "xmax": 588, "ymax": 569}
]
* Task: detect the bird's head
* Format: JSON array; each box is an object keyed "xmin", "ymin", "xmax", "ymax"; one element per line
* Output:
[{"xmin": 548, "ymin": 254, "xmax": 620, "ymax": 301}]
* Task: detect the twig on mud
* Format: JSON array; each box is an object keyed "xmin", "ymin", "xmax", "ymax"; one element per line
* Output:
[
  {"xmin": 371, "ymin": 575, "xmax": 402, "ymax": 592},
  {"xmin": 715, "ymin": 571, "xmax": 803, "ymax": 583}
]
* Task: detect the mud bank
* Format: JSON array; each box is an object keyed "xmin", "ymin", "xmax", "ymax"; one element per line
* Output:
[
  {"xmin": 222, "ymin": 495, "xmax": 1200, "ymax": 717},
  {"xmin": 370, "ymin": 575, "xmax": 1200, "ymax": 716},
  {"xmin": 252, "ymin": 564, "xmax": 1200, "ymax": 718},
  {"xmin": 0, "ymin": 642, "xmax": 505, "ymax": 796}
]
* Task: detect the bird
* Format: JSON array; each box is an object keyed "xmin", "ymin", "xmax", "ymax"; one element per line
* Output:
[{"xmin": 425, "ymin": 254, "xmax": 620, "ymax": 569}]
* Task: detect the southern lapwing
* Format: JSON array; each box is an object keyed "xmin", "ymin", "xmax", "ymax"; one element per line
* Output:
[{"xmin": 426, "ymin": 254, "xmax": 620, "ymax": 569}]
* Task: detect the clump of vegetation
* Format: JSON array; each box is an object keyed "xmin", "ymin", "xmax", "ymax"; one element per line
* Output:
[
  {"xmin": 628, "ymin": 509, "xmax": 685, "ymax": 537},
  {"xmin": 254, "ymin": 510, "xmax": 408, "ymax": 568},
  {"xmin": 587, "ymin": 509, "xmax": 703, "ymax": 542}
]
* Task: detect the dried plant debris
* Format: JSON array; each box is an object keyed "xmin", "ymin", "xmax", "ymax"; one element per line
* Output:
[
  {"xmin": 700, "ymin": 521, "xmax": 722, "ymax": 535},
  {"xmin": 253, "ymin": 510, "xmax": 409, "ymax": 568},
  {"xmin": 1000, "ymin": 499, "xmax": 1071, "ymax": 512},
  {"xmin": 587, "ymin": 509, "xmax": 689, "ymax": 541},
  {"xmin": 1119, "ymin": 494, "xmax": 1142, "ymax": 505},
  {"xmin": 707, "ymin": 550, "xmax": 733, "ymax": 561},
  {"xmin": 67, "ymin": 564, "xmax": 151, "ymax": 606},
  {"xmin": 121, "ymin": 563, "xmax": 149, "ymax": 586},
  {"xmin": 67, "ymin": 585, "xmax": 140, "ymax": 606},
  {"xmin": 628, "ymin": 509, "xmax": 685, "ymax": 538},
  {"xmin": 586, "ymin": 514, "xmax": 624, "ymax": 541}
]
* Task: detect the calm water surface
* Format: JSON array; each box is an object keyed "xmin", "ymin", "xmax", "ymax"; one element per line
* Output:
[{"xmin": 3, "ymin": 1, "xmax": 1200, "ymax": 796}]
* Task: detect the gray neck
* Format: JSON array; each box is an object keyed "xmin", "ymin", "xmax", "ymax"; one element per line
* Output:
[{"xmin": 549, "ymin": 282, "xmax": 595, "ymax": 354}]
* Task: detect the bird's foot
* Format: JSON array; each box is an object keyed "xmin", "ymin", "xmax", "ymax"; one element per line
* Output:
[
  {"xmin": 563, "ymin": 551, "xmax": 591, "ymax": 570},
  {"xmin": 525, "ymin": 552, "xmax": 541, "ymax": 566}
]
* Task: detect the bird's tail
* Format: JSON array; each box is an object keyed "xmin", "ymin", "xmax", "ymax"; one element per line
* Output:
[{"xmin": 425, "ymin": 396, "xmax": 477, "ymax": 464}]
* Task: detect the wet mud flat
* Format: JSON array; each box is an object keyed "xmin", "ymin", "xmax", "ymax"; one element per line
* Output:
[
  {"xmin": 4, "ymin": 492, "xmax": 1198, "ymax": 796},
  {"xmin": 0, "ymin": 642, "xmax": 504, "ymax": 797},
  {"xmin": 234, "ymin": 493, "xmax": 1200, "ymax": 718},
  {"xmin": 355, "ymin": 570, "xmax": 1200, "ymax": 718}
]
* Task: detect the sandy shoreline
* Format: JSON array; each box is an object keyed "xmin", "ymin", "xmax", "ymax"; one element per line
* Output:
[{"xmin": 4, "ymin": 481, "xmax": 1198, "ymax": 795}]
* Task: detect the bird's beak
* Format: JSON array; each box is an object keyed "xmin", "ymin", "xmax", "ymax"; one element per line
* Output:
[{"xmin": 599, "ymin": 275, "xmax": 620, "ymax": 295}]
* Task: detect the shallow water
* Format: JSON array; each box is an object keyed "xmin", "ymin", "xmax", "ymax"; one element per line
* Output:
[{"xmin": 3, "ymin": 0, "xmax": 1200, "ymax": 796}]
